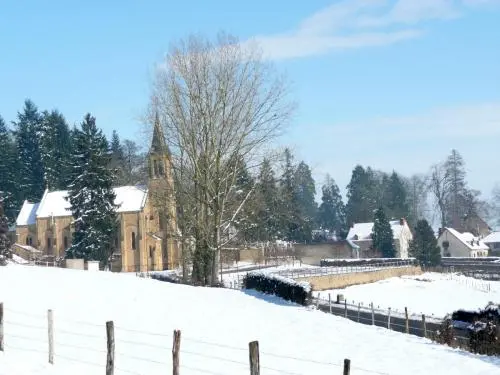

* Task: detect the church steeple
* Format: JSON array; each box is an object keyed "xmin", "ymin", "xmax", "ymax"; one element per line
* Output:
[
  {"xmin": 150, "ymin": 112, "xmax": 169, "ymax": 155},
  {"xmin": 148, "ymin": 113, "xmax": 170, "ymax": 180}
]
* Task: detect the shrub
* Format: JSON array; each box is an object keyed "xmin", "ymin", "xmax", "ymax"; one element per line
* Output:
[{"xmin": 243, "ymin": 271, "xmax": 312, "ymax": 306}]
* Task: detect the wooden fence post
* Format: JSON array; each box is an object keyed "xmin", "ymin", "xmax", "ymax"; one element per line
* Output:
[
  {"xmin": 371, "ymin": 303, "xmax": 375, "ymax": 325},
  {"xmin": 344, "ymin": 299, "xmax": 347, "ymax": 318},
  {"xmin": 422, "ymin": 314, "xmax": 427, "ymax": 338},
  {"xmin": 48, "ymin": 309, "xmax": 54, "ymax": 364},
  {"xmin": 173, "ymin": 329, "xmax": 181, "ymax": 375},
  {"xmin": 387, "ymin": 307, "xmax": 391, "ymax": 330},
  {"xmin": 404, "ymin": 307, "xmax": 409, "ymax": 334},
  {"xmin": 328, "ymin": 293, "xmax": 332, "ymax": 314},
  {"xmin": 343, "ymin": 358, "xmax": 351, "ymax": 375},
  {"xmin": 357, "ymin": 303, "xmax": 360, "ymax": 323},
  {"xmin": 249, "ymin": 340, "xmax": 260, "ymax": 375},
  {"xmin": 0, "ymin": 303, "xmax": 3, "ymax": 352},
  {"xmin": 106, "ymin": 321, "xmax": 115, "ymax": 375}
]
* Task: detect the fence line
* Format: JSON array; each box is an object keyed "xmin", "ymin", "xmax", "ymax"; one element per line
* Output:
[
  {"xmin": 311, "ymin": 293, "xmax": 470, "ymax": 348},
  {"xmin": 274, "ymin": 260, "xmax": 415, "ymax": 279},
  {"xmin": 0, "ymin": 303, "xmax": 395, "ymax": 375}
]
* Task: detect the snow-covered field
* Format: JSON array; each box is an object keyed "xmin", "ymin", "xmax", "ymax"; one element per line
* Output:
[
  {"xmin": 0, "ymin": 266, "xmax": 499, "ymax": 375},
  {"xmin": 320, "ymin": 273, "xmax": 500, "ymax": 318}
]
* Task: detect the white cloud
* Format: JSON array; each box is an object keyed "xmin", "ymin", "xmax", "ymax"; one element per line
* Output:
[{"xmin": 248, "ymin": 0, "xmax": 497, "ymax": 60}]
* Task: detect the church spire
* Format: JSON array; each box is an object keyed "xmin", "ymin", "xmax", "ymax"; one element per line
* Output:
[{"xmin": 150, "ymin": 112, "xmax": 168, "ymax": 155}]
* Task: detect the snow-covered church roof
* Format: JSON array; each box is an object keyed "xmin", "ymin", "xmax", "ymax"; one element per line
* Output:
[
  {"xmin": 16, "ymin": 201, "xmax": 40, "ymax": 226},
  {"xmin": 347, "ymin": 220, "xmax": 408, "ymax": 241},
  {"xmin": 16, "ymin": 186, "xmax": 148, "ymax": 225}
]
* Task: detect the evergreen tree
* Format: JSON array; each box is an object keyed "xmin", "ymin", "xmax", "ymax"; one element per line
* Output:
[
  {"xmin": 0, "ymin": 199, "xmax": 11, "ymax": 265},
  {"xmin": 371, "ymin": 207, "xmax": 395, "ymax": 258},
  {"xmin": 230, "ymin": 155, "xmax": 256, "ymax": 243},
  {"xmin": 346, "ymin": 165, "xmax": 378, "ymax": 226},
  {"xmin": 66, "ymin": 114, "xmax": 118, "ymax": 265},
  {"xmin": 444, "ymin": 149, "xmax": 468, "ymax": 227},
  {"xmin": 0, "ymin": 116, "xmax": 20, "ymax": 222},
  {"xmin": 318, "ymin": 175, "xmax": 347, "ymax": 238},
  {"xmin": 294, "ymin": 161, "xmax": 317, "ymax": 242},
  {"xmin": 39, "ymin": 110, "xmax": 72, "ymax": 190},
  {"xmin": 110, "ymin": 130, "xmax": 126, "ymax": 185},
  {"xmin": 255, "ymin": 158, "xmax": 281, "ymax": 240},
  {"xmin": 409, "ymin": 219, "xmax": 441, "ymax": 266},
  {"xmin": 13, "ymin": 100, "xmax": 44, "ymax": 202},
  {"xmin": 279, "ymin": 148, "xmax": 300, "ymax": 240},
  {"xmin": 382, "ymin": 171, "xmax": 409, "ymax": 220}
]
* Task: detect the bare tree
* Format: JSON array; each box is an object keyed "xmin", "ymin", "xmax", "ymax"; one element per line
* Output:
[
  {"xmin": 405, "ymin": 174, "xmax": 430, "ymax": 228},
  {"xmin": 429, "ymin": 163, "xmax": 449, "ymax": 230},
  {"xmin": 149, "ymin": 33, "xmax": 294, "ymax": 285}
]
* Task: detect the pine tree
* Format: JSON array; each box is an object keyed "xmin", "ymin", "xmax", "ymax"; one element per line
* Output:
[
  {"xmin": 66, "ymin": 114, "xmax": 118, "ymax": 265},
  {"xmin": 444, "ymin": 149, "xmax": 468, "ymax": 227},
  {"xmin": 409, "ymin": 219, "xmax": 441, "ymax": 266},
  {"xmin": 294, "ymin": 161, "xmax": 317, "ymax": 242},
  {"xmin": 39, "ymin": 110, "xmax": 72, "ymax": 190},
  {"xmin": 229, "ymin": 155, "xmax": 256, "ymax": 243},
  {"xmin": 382, "ymin": 171, "xmax": 409, "ymax": 220},
  {"xmin": 371, "ymin": 207, "xmax": 395, "ymax": 258},
  {"xmin": 254, "ymin": 158, "xmax": 281, "ymax": 240},
  {"xmin": 13, "ymin": 100, "xmax": 44, "ymax": 202},
  {"xmin": 279, "ymin": 148, "xmax": 300, "ymax": 240},
  {"xmin": 0, "ymin": 199, "xmax": 11, "ymax": 265},
  {"xmin": 318, "ymin": 175, "xmax": 347, "ymax": 238},
  {"xmin": 0, "ymin": 116, "xmax": 20, "ymax": 222},
  {"xmin": 110, "ymin": 130, "xmax": 126, "ymax": 185},
  {"xmin": 346, "ymin": 165, "xmax": 379, "ymax": 226}
]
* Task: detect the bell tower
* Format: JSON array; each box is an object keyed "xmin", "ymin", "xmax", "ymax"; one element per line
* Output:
[{"xmin": 147, "ymin": 114, "xmax": 178, "ymax": 269}]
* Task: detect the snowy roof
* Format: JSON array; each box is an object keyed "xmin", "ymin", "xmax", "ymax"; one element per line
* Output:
[
  {"xmin": 16, "ymin": 201, "xmax": 40, "ymax": 226},
  {"xmin": 347, "ymin": 220, "xmax": 407, "ymax": 241},
  {"xmin": 444, "ymin": 228, "xmax": 490, "ymax": 251},
  {"xmin": 482, "ymin": 232, "xmax": 500, "ymax": 244},
  {"xmin": 35, "ymin": 186, "xmax": 148, "ymax": 218}
]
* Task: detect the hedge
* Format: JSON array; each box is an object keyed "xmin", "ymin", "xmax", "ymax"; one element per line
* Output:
[{"xmin": 243, "ymin": 271, "xmax": 312, "ymax": 306}]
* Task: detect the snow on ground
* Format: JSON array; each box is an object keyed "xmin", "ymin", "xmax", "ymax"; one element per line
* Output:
[
  {"xmin": 320, "ymin": 272, "xmax": 500, "ymax": 318},
  {"xmin": 0, "ymin": 265, "xmax": 499, "ymax": 375}
]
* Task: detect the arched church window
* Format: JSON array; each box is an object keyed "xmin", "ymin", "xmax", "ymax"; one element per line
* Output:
[
  {"xmin": 153, "ymin": 160, "xmax": 159, "ymax": 178},
  {"xmin": 158, "ymin": 160, "xmax": 164, "ymax": 176},
  {"xmin": 132, "ymin": 232, "xmax": 137, "ymax": 250}
]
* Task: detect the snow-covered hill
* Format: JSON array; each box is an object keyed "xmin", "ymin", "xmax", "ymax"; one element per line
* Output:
[{"xmin": 0, "ymin": 265, "xmax": 499, "ymax": 375}]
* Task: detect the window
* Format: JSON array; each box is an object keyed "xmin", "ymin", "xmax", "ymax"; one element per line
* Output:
[
  {"xmin": 158, "ymin": 160, "xmax": 164, "ymax": 176},
  {"xmin": 149, "ymin": 246, "xmax": 154, "ymax": 258},
  {"xmin": 47, "ymin": 237, "xmax": 52, "ymax": 249},
  {"xmin": 131, "ymin": 232, "xmax": 137, "ymax": 250},
  {"xmin": 153, "ymin": 160, "xmax": 159, "ymax": 178},
  {"xmin": 28, "ymin": 237, "xmax": 32, "ymax": 246},
  {"xmin": 64, "ymin": 236, "xmax": 68, "ymax": 249},
  {"xmin": 26, "ymin": 237, "xmax": 29, "ymax": 246}
]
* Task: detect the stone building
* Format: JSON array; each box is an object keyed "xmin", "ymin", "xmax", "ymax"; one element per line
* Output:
[{"xmin": 14, "ymin": 118, "xmax": 179, "ymax": 272}]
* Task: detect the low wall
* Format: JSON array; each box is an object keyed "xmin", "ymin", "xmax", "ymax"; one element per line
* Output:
[
  {"xmin": 300, "ymin": 266, "xmax": 422, "ymax": 291},
  {"xmin": 65, "ymin": 259, "xmax": 85, "ymax": 270}
]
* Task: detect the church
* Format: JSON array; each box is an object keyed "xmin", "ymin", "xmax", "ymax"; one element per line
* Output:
[{"xmin": 14, "ymin": 118, "xmax": 180, "ymax": 272}]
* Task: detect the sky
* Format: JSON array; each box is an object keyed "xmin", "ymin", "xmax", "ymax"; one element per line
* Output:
[{"xmin": 1, "ymin": 0, "xmax": 499, "ymax": 201}]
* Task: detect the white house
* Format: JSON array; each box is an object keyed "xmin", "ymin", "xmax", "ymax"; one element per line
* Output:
[
  {"xmin": 482, "ymin": 232, "xmax": 500, "ymax": 256},
  {"xmin": 437, "ymin": 227, "xmax": 489, "ymax": 258},
  {"xmin": 346, "ymin": 218, "xmax": 413, "ymax": 259}
]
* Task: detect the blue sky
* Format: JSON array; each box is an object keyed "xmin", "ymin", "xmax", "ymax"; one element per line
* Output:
[{"xmin": 1, "ymin": 0, "xmax": 499, "ymax": 201}]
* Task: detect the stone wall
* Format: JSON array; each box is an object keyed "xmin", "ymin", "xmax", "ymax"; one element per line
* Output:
[{"xmin": 300, "ymin": 266, "xmax": 422, "ymax": 291}]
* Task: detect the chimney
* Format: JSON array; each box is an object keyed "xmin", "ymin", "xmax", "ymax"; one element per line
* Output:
[{"xmin": 399, "ymin": 218, "xmax": 405, "ymax": 226}]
